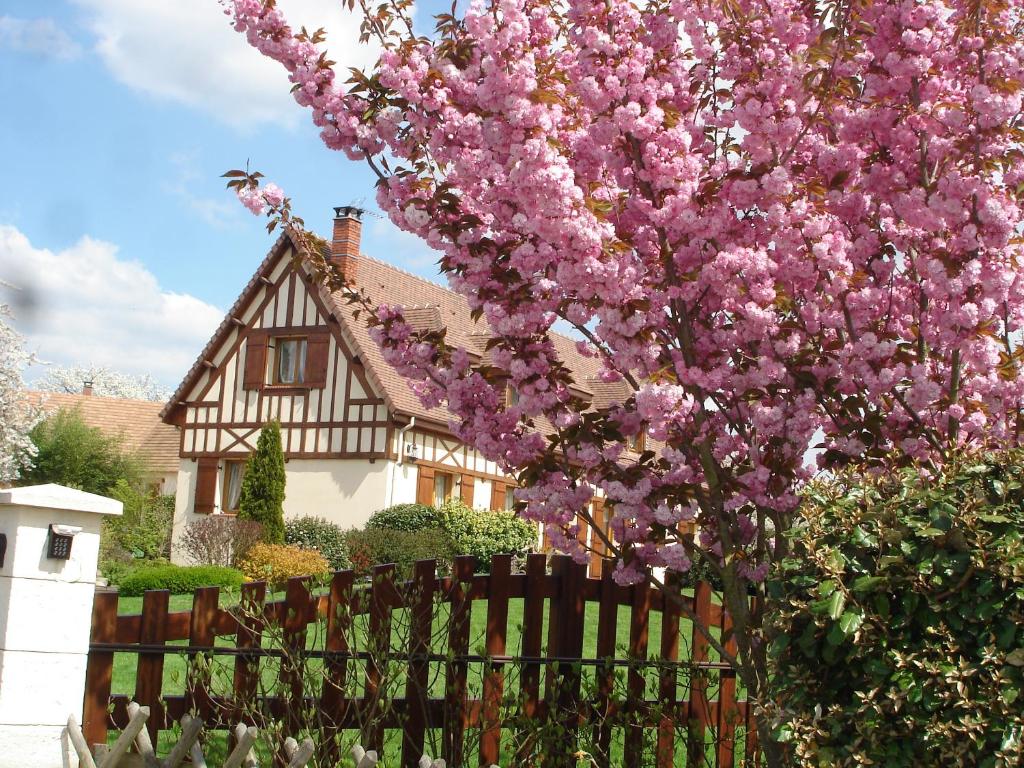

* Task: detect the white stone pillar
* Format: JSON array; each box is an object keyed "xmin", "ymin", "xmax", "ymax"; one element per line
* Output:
[{"xmin": 0, "ymin": 484, "xmax": 122, "ymax": 768}]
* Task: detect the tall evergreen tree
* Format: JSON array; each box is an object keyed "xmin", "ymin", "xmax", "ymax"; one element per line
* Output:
[{"xmin": 238, "ymin": 421, "xmax": 286, "ymax": 544}]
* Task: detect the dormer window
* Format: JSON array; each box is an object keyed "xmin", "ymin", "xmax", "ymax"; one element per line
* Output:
[
  {"xmin": 272, "ymin": 336, "xmax": 308, "ymax": 385},
  {"xmin": 506, "ymin": 384, "xmax": 520, "ymax": 407},
  {"xmin": 626, "ymin": 431, "xmax": 646, "ymax": 453}
]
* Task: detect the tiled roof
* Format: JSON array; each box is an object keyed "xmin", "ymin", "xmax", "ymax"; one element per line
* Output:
[
  {"xmin": 163, "ymin": 229, "xmax": 631, "ymax": 440},
  {"xmin": 27, "ymin": 391, "xmax": 180, "ymax": 474}
]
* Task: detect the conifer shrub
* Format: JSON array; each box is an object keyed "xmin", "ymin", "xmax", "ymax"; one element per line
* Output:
[
  {"xmin": 238, "ymin": 421, "xmax": 286, "ymax": 544},
  {"xmin": 770, "ymin": 452, "xmax": 1024, "ymax": 767}
]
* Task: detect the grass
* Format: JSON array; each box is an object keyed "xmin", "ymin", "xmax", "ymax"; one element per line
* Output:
[{"xmin": 109, "ymin": 586, "xmax": 743, "ymax": 766}]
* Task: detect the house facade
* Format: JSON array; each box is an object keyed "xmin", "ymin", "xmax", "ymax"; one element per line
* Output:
[{"xmin": 162, "ymin": 208, "xmax": 600, "ymax": 560}]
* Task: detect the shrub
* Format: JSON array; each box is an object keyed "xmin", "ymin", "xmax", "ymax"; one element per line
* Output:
[
  {"xmin": 238, "ymin": 542, "xmax": 330, "ymax": 586},
  {"xmin": 238, "ymin": 421, "xmax": 286, "ymax": 543},
  {"xmin": 117, "ymin": 564, "xmax": 245, "ymax": 596},
  {"xmin": 284, "ymin": 516, "xmax": 349, "ymax": 571},
  {"xmin": 102, "ymin": 481, "xmax": 174, "ymax": 560},
  {"xmin": 23, "ymin": 406, "xmax": 144, "ymax": 494},
  {"xmin": 770, "ymin": 452, "xmax": 1024, "ymax": 767},
  {"xmin": 345, "ymin": 527, "xmax": 455, "ymax": 578},
  {"xmin": 180, "ymin": 516, "xmax": 263, "ymax": 567},
  {"xmin": 437, "ymin": 500, "xmax": 536, "ymax": 572},
  {"xmin": 366, "ymin": 503, "xmax": 441, "ymax": 531}
]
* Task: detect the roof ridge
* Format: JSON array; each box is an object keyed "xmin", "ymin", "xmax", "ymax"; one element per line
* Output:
[{"xmin": 27, "ymin": 390, "xmax": 167, "ymax": 407}]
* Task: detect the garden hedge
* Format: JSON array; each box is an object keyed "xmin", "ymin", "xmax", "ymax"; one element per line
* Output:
[
  {"xmin": 117, "ymin": 564, "xmax": 245, "ymax": 596},
  {"xmin": 770, "ymin": 452, "xmax": 1024, "ymax": 767}
]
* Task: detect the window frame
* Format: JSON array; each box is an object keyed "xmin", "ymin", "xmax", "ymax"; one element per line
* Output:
[
  {"xmin": 221, "ymin": 459, "xmax": 247, "ymax": 514},
  {"xmin": 270, "ymin": 335, "xmax": 308, "ymax": 386}
]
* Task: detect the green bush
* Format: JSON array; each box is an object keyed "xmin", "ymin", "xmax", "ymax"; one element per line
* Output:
[
  {"xmin": 238, "ymin": 421, "xmax": 286, "ymax": 543},
  {"xmin": 345, "ymin": 526, "xmax": 455, "ymax": 578},
  {"xmin": 102, "ymin": 481, "xmax": 174, "ymax": 561},
  {"xmin": 365, "ymin": 503, "xmax": 440, "ymax": 531},
  {"xmin": 117, "ymin": 564, "xmax": 245, "ymax": 596},
  {"xmin": 22, "ymin": 406, "xmax": 143, "ymax": 494},
  {"xmin": 437, "ymin": 500, "xmax": 536, "ymax": 572},
  {"xmin": 770, "ymin": 452, "xmax": 1024, "ymax": 767},
  {"xmin": 285, "ymin": 516, "xmax": 349, "ymax": 570}
]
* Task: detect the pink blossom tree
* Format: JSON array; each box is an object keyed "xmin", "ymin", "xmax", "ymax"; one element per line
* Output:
[{"xmin": 223, "ymin": 0, "xmax": 1024, "ymax": 759}]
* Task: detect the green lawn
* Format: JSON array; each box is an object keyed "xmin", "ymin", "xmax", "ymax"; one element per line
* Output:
[{"xmin": 110, "ymin": 589, "xmax": 742, "ymax": 765}]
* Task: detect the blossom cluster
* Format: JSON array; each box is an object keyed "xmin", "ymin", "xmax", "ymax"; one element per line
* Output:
[
  {"xmin": 236, "ymin": 181, "xmax": 285, "ymax": 216},
  {"xmin": 225, "ymin": 0, "xmax": 1024, "ymax": 588}
]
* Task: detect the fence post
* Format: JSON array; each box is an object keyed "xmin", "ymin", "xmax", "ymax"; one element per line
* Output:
[
  {"xmin": 479, "ymin": 553, "xmax": 512, "ymax": 765},
  {"xmin": 402, "ymin": 559, "xmax": 435, "ymax": 767},
  {"xmin": 0, "ymin": 484, "xmax": 122, "ymax": 768},
  {"xmin": 545, "ymin": 554, "xmax": 587, "ymax": 768},
  {"xmin": 442, "ymin": 556, "xmax": 474, "ymax": 767}
]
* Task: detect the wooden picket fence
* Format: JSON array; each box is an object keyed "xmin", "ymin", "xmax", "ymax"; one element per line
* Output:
[{"xmin": 83, "ymin": 553, "xmax": 759, "ymax": 767}]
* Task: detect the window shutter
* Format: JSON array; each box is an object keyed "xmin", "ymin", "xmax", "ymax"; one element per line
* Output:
[
  {"xmin": 243, "ymin": 331, "xmax": 268, "ymax": 390},
  {"xmin": 460, "ymin": 474, "xmax": 475, "ymax": 508},
  {"xmin": 304, "ymin": 331, "xmax": 331, "ymax": 388},
  {"xmin": 416, "ymin": 466, "xmax": 435, "ymax": 506},
  {"xmin": 194, "ymin": 458, "xmax": 219, "ymax": 513},
  {"xmin": 490, "ymin": 481, "xmax": 505, "ymax": 511}
]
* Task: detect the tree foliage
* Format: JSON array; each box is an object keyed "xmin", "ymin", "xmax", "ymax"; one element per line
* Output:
[
  {"xmin": 0, "ymin": 302, "xmax": 39, "ymax": 483},
  {"xmin": 34, "ymin": 364, "xmax": 172, "ymax": 402},
  {"xmin": 224, "ymin": 0, "xmax": 1024, "ymax": 759},
  {"xmin": 771, "ymin": 453, "xmax": 1024, "ymax": 766},
  {"xmin": 238, "ymin": 421, "xmax": 287, "ymax": 544},
  {"xmin": 21, "ymin": 406, "xmax": 143, "ymax": 494}
]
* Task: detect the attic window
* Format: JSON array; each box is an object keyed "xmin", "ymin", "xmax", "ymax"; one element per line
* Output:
[
  {"xmin": 626, "ymin": 431, "xmax": 646, "ymax": 453},
  {"xmin": 505, "ymin": 385, "xmax": 520, "ymax": 407},
  {"xmin": 272, "ymin": 336, "xmax": 307, "ymax": 385}
]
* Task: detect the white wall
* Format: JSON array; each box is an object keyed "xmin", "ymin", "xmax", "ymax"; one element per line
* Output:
[{"xmin": 171, "ymin": 457, "xmax": 397, "ymax": 562}]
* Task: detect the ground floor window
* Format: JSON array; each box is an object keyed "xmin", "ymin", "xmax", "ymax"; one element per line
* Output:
[
  {"xmin": 222, "ymin": 459, "xmax": 247, "ymax": 513},
  {"xmin": 433, "ymin": 471, "xmax": 455, "ymax": 507}
]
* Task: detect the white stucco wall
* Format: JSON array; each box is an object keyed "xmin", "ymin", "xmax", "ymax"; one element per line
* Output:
[{"xmin": 171, "ymin": 457, "xmax": 406, "ymax": 562}]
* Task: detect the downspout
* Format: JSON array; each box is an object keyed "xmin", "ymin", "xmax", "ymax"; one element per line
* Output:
[{"xmin": 388, "ymin": 416, "xmax": 416, "ymax": 507}]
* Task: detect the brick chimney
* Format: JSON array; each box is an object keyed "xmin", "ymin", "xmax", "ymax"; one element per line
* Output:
[
  {"xmin": 82, "ymin": 380, "xmax": 93, "ymax": 396},
  {"xmin": 331, "ymin": 206, "xmax": 363, "ymax": 280}
]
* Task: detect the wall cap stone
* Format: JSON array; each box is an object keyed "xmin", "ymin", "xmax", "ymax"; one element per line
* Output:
[{"xmin": 0, "ymin": 484, "xmax": 123, "ymax": 516}]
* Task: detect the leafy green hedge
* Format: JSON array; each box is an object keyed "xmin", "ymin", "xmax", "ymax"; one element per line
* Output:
[
  {"xmin": 770, "ymin": 452, "xmax": 1024, "ymax": 767},
  {"xmin": 285, "ymin": 516, "xmax": 349, "ymax": 570},
  {"xmin": 366, "ymin": 503, "xmax": 440, "ymax": 531},
  {"xmin": 437, "ymin": 500, "xmax": 536, "ymax": 572},
  {"xmin": 345, "ymin": 527, "xmax": 455, "ymax": 578},
  {"xmin": 116, "ymin": 564, "xmax": 245, "ymax": 596}
]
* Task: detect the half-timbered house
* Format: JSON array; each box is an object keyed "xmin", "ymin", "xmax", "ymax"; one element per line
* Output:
[{"xmin": 162, "ymin": 207, "xmax": 624, "ymax": 564}]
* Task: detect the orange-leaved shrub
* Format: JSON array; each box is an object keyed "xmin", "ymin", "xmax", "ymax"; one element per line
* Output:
[{"xmin": 238, "ymin": 542, "xmax": 329, "ymax": 586}]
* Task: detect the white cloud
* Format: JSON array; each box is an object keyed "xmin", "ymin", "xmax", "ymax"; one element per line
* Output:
[
  {"xmin": 0, "ymin": 225, "xmax": 222, "ymax": 388},
  {"xmin": 74, "ymin": 0, "xmax": 382, "ymax": 127},
  {"xmin": 0, "ymin": 15, "xmax": 82, "ymax": 60}
]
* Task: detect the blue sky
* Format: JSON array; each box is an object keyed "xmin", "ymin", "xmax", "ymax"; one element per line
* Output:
[{"xmin": 0, "ymin": 0, "xmax": 447, "ymax": 388}]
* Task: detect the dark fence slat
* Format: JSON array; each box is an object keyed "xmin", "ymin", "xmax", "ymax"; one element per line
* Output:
[
  {"xmin": 83, "ymin": 590, "xmax": 119, "ymax": 747},
  {"xmin": 593, "ymin": 559, "xmax": 619, "ymax": 762},
  {"xmin": 364, "ymin": 564, "xmax": 395, "ymax": 754},
  {"xmin": 232, "ymin": 580, "xmax": 267, "ymax": 722},
  {"xmin": 442, "ymin": 556, "xmax": 474, "ymax": 766},
  {"xmin": 187, "ymin": 586, "xmax": 220, "ymax": 721},
  {"xmin": 135, "ymin": 590, "xmax": 170, "ymax": 742},
  {"xmin": 519, "ymin": 553, "xmax": 547, "ymax": 721},
  {"xmin": 687, "ymin": 580, "xmax": 713, "ymax": 763},
  {"xmin": 656, "ymin": 576, "xmax": 682, "ymax": 768},
  {"xmin": 717, "ymin": 606, "xmax": 740, "ymax": 767},
  {"xmin": 402, "ymin": 559, "xmax": 436, "ymax": 767},
  {"xmin": 624, "ymin": 580, "xmax": 651, "ymax": 767},
  {"xmin": 480, "ymin": 554, "xmax": 512, "ymax": 766},
  {"xmin": 281, "ymin": 577, "xmax": 314, "ymax": 744},
  {"xmin": 321, "ymin": 569, "xmax": 355, "ymax": 766}
]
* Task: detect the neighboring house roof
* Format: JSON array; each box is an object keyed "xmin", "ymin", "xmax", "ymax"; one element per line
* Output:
[
  {"xmin": 28, "ymin": 391, "xmax": 180, "ymax": 474},
  {"xmin": 162, "ymin": 229, "xmax": 621, "ymax": 435}
]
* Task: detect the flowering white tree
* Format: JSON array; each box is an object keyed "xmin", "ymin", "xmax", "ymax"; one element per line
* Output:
[
  {"xmin": 0, "ymin": 303, "xmax": 39, "ymax": 484},
  {"xmin": 35, "ymin": 365, "xmax": 172, "ymax": 403}
]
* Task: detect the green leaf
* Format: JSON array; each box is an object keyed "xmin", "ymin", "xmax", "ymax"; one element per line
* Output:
[
  {"xmin": 828, "ymin": 590, "xmax": 847, "ymax": 620},
  {"xmin": 839, "ymin": 609, "xmax": 864, "ymax": 635},
  {"xmin": 851, "ymin": 575, "xmax": 885, "ymax": 593}
]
